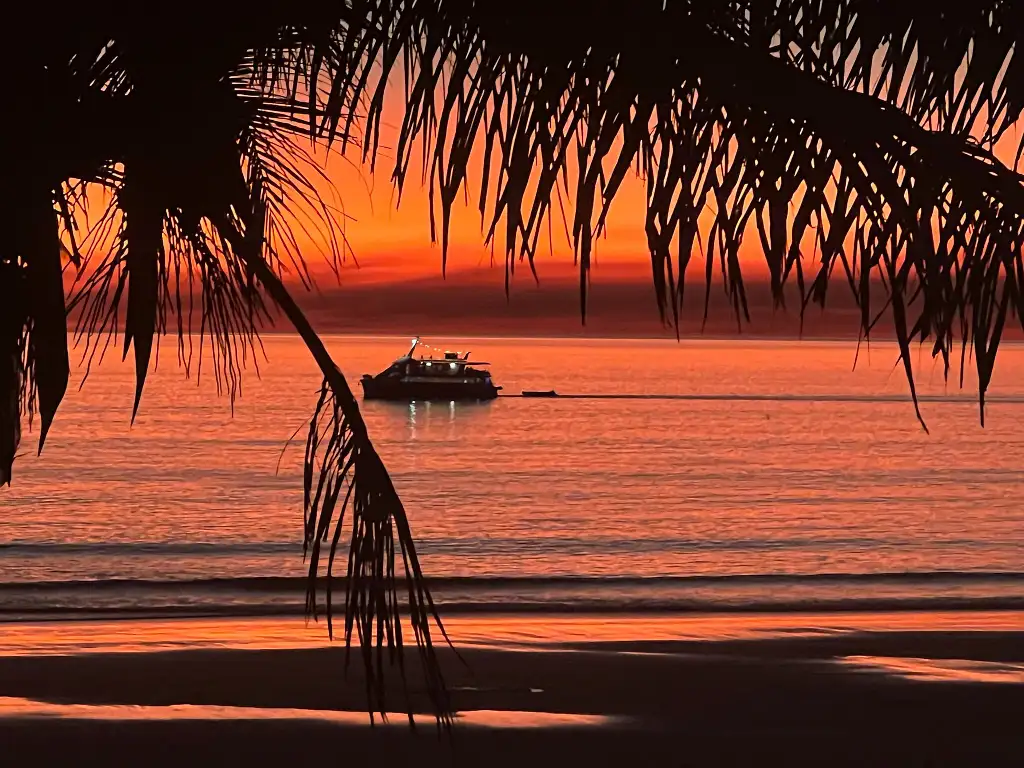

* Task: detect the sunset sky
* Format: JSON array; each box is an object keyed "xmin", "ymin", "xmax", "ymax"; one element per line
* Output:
[
  {"xmin": 293, "ymin": 101, "xmax": 774, "ymax": 336},
  {"xmin": 298, "ymin": 148, "xmax": 821, "ymax": 337},
  {"xmin": 317, "ymin": 124, "xmax": 660, "ymax": 284},
  {"xmin": 286, "ymin": 80, "xmax": 1024, "ymax": 338},
  {"xmin": 65, "ymin": 95, "xmax": 1023, "ymax": 339}
]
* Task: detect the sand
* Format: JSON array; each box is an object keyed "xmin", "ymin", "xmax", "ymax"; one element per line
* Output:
[{"xmin": 1, "ymin": 617, "xmax": 1022, "ymax": 766}]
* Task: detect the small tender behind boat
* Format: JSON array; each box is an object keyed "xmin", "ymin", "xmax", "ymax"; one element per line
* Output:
[{"xmin": 360, "ymin": 338, "xmax": 501, "ymax": 401}]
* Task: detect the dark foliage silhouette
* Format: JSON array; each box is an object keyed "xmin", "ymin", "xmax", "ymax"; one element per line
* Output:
[{"xmin": 3, "ymin": 2, "xmax": 1024, "ymax": 724}]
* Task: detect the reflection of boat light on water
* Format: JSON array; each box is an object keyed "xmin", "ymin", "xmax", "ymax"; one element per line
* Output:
[
  {"xmin": 405, "ymin": 398, "xmax": 463, "ymax": 438},
  {"xmin": 360, "ymin": 338, "xmax": 501, "ymax": 401}
]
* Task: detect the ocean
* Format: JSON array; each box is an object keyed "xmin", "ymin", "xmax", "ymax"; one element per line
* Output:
[{"xmin": 1, "ymin": 334, "xmax": 1023, "ymax": 619}]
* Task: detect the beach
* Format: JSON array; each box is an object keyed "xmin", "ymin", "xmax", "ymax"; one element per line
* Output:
[
  {"xmin": 3, "ymin": 336, "xmax": 1024, "ymax": 764},
  {"xmin": 1, "ymin": 611, "xmax": 1022, "ymax": 766}
]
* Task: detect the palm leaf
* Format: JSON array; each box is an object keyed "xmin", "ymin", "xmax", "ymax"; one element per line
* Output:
[
  {"xmin": 312, "ymin": 1, "xmax": 1024, "ymax": 427},
  {"xmin": 58, "ymin": 45, "xmax": 454, "ymax": 726}
]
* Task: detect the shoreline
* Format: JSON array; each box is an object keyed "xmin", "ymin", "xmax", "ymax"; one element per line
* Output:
[
  {"xmin": 1, "ymin": 613, "xmax": 1022, "ymax": 765},
  {"xmin": 1, "ymin": 609, "xmax": 1023, "ymax": 652},
  {"xmin": 4, "ymin": 597, "xmax": 1024, "ymax": 622}
]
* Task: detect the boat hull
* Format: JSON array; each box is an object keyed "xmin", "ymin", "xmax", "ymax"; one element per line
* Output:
[{"xmin": 360, "ymin": 375, "xmax": 500, "ymax": 401}]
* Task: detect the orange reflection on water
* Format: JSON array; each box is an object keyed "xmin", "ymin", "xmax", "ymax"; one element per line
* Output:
[
  {"xmin": 841, "ymin": 656, "xmax": 1024, "ymax": 684},
  {"xmin": 442, "ymin": 611, "xmax": 1024, "ymax": 647},
  {"xmin": 8, "ymin": 336, "xmax": 1024, "ymax": 602},
  {"xmin": 1, "ymin": 611, "xmax": 1023, "ymax": 656},
  {"xmin": 0, "ymin": 697, "xmax": 612, "ymax": 729}
]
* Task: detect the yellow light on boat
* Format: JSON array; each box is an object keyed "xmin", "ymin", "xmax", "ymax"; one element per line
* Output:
[{"xmin": 450, "ymin": 362, "xmax": 458, "ymax": 370}]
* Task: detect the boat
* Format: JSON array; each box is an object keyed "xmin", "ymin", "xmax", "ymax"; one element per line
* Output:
[
  {"xmin": 522, "ymin": 390, "xmax": 559, "ymax": 398},
  {"xmin": 360, "ymin": 338, "xmax": 502, "ymax": 401}
]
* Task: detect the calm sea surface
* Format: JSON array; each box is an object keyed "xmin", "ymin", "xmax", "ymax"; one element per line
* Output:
[{"xmin": 1, "ymin": 334, "xmax": 1023, "ymax": 616}]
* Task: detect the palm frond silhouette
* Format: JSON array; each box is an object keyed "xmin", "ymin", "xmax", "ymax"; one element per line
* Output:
[{"xmin": 3, "ymin": 2, "xmax": 1024, "ymax": 723}]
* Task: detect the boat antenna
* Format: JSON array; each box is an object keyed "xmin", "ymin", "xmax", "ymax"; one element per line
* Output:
[{"xmin": 406, "ymin": 337, "xmax": 420, "ymax": 359}]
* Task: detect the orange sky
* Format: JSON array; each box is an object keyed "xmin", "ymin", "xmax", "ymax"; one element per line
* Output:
[
  {"xmin": 315, "ymin": 131, "xmax": 661, "ymax": 288},
  {"xmin": 287, "ymin": 104, "xmax": 1024, "ymax": 336},
  {"xmin": 63, "ymin": 91, "xmax": 1024, "ymax": 337},
  {"xmin": 307, "ymin": 94, "xmax": 1024, "ymax": 297},
  {"xmin": 294, "ymin": 114, "xmax": 743, "ymax": 335}
]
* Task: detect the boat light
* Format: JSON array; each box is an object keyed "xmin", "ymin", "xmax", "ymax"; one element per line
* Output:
[{"xmin": 450, "ymin": 362, "xmax": 458, "ymax": 370}]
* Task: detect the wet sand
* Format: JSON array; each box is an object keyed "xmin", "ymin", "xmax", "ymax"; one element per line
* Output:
[{"xmin": 1, "ymin": 615, "xmax": 1022, "ymax": 766}]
